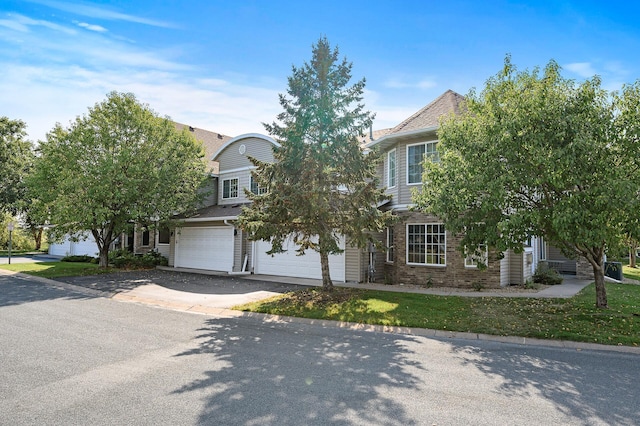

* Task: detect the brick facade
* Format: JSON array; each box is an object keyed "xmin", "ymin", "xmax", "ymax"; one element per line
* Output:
[{"xmin": 382, "ymin": 211, "xmax": 501, "ymax": 288}]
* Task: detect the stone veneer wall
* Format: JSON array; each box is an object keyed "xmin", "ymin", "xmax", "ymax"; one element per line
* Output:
[
  {"xmin": 576, "ymin": 256, "xmax": 595, "ymax": 280},
  {"xmin": 384, "ymin": 211, "xmax": 501, "ymax": 289}
]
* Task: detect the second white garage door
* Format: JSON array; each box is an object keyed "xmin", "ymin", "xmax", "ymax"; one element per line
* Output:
[
  {"xmin": 254, "ymin": 237, "xmax": 345, "ymax": 282},
  {"xmin": 174, "ymin": 227, "xmax": 234, "ymax": 272}
]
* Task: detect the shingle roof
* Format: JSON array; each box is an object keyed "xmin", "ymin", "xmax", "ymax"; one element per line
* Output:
[
  {"xmin": 358, "ymin": 127, "xmax": 393, "ymax": 147},
  {"xmin": 174, "ymin": 122, "xmax": 233, "ymax": 173},
  {"xmin": 387, "ymin": 89, "xmax": 465, "ymax": 135},
  {"xmin": 178, "ymin": 203, "xmax": 247, "ymax": 221}
]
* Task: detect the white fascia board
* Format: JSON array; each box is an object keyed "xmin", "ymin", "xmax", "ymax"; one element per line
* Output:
[
  {"xmin": 182, "ymin": 216, "xmax": 238, "ymax": 223},
  {"xmin": 219, "ymin": 165, "xmax": 255, "ymax": 175},
  {"xmin": 365, "ymin": 126, "xmax": 439, "ymax": 151}
]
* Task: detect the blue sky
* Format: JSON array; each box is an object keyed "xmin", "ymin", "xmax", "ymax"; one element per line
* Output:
[{"xmin": 1, "ymin": 0, "xmax": 639, "ymax": 142}]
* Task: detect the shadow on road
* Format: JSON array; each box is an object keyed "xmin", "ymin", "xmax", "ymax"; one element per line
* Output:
[
  {"xmin": 0, "ymin": 274, "xmax": 95, "ymax": 307},
  {"xmin": 449, "ymin": 341, "xmax": 639, "ymax": 425},
  {"xmin": 171, "ymin": 316, "xmax": 425, "ymax": 425}
]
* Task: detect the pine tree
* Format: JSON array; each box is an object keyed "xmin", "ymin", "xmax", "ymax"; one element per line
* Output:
[{"xmin": 238, "ymin": 37, "xmax": 394, "ymax": 290}]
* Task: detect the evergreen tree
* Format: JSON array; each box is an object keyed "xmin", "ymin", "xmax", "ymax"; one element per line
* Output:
[{"xmin": 238, "ymin": 37, "xmax": 394, "ymax": 290}]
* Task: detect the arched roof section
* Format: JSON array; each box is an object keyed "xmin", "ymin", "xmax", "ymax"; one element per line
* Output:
[{"xmin": 212, "ymin": 133, "xmax": 280, "ymax": 161}]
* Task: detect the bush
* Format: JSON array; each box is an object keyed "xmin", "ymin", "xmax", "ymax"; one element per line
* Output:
[
  {"xmin": 108, "ymin": 249, "xmax": 167, "ymax": 269},
  {"xmin": 61, "ymin": 255, "xmax": 95, "ymax": 263},
  {"xmin": 533, "ymin": 263, "xmax": 563, "ymax": 285}
]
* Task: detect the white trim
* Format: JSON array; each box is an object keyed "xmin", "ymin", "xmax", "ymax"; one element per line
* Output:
[
  {"xmin": 222, "ymin": 177, "xmax": 239, "ymax": 199},
  {"xmin": 182, "ymin": 215, "xmax": 239, "ymax": 223},
  {"xmin": 464, "ymin": 244, "xmax": 488, "ymax": 268},
  {"xmin": 406, "ymin": 141, "xmax": 438, "ymax": 186},
  {"xmin": 212, "ymin": 133, "xmax": 280, "ymax": 161},
  {"xmin": 219, "ymin": 165, "xmax": 255, "ymax": 175},
  {"xmin": 387, "ymin": 148, "xmax": 397, "ymax": 188},
  {"xmin": 386, "ymin": 227, "xmax": 394, "ymax": 263},
  {"xmin": 365, "ymin": 126, "xmax": 438, "ymax": 150}
]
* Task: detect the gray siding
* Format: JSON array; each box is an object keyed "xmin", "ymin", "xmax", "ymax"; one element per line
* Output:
[
  {"xmin": 344, "ymin": 245, "xmax": 361, "ymax": 282},
  {"xmin": 500, "ymin": 254, "xmax": 509, "ymax": 286},
  {"xmin": 391, "ymin": 135, "xmax": 439, "ymax": 206},
  {"xmin": 219, "ymin": 171, "xmax": 253, "ymax": 205},
  {"xmin": 233, "ymin": 228, "xmax": 243, "ymax": 272},
  {"xmin": 216, "ymin": 137, "xmax": 275, "ymax": 172}
]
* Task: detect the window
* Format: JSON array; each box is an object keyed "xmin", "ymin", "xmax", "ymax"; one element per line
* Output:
[
  {"xmin": 250, "ymin": 176, "xmax": 267, "ymax": 195},
  {"xmin": 142, "ymin": 230, "xmax": 150, "ymax": 246},
  {"xmin": 539, "ymin": 237, "xmax": 547, "ymax": 260},
  {"xmin": 465, "ymin": 244, "xmax": 488, "ymax": 268},
  {"xmin": 407, "ymin": 141, "xmax": 438, "ymax": 185},
  {"xmin": 387, "ymin": 149, "xmax": 396, "ymax": 188},
  {"xmin": 407, "ymin": 223, "xmax": 446, "ymax": 266},
  {"xmin": 222, "ymin": 178, "xmax": 239, "ymax": 199},
  {"xmin": 386, "ymin": 227, "xmax": 394, "ymax": 262},
  {"xmin": 158, "ymin": 228, "xmax": 170, "ymax": 245}
]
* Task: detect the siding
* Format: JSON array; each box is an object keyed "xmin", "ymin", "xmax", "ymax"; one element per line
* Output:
[
  {"xmin": 219, "ymin": 171, "xmax": 253, "ymax": 205},
  {"xmin": 500, "ymin": 254, "xmax": 509, "ymax": 286},
  {"xmin": 233, "ymin": 228, "xmax": 243, "ymax": 272},
  {"xmin": 394, "ymin": 135, "xmax": 439, "ymax": 205},
  {"xmin": 344, "ymin": 245, "xmax": 361, "ymax": 282},
  {"xmin": 216, "ymin": 137, "xmax": 275, "ymax": 172}
]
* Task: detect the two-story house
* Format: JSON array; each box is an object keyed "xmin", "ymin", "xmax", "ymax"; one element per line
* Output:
[{"xmin": 166, "ymin": 133, "xmax": 361, "ymax": 282}]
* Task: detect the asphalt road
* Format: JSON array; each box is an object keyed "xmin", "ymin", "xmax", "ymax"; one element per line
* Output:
[{"xmin": 1, "ymin": 273, "xmax": 639, "ymax": 425}]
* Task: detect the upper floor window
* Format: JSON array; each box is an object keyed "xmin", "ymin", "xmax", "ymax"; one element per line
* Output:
[
  {"xmin": 250, "ymin": 176, "xmax": 268, "ymax": 195},
  {"xmin": 407, "ymin": 141, "xmax": 438, "ymax": 185},
  {"xmin": 387, "ymin": 149, "xmax": 396, "ymax": 188},
  {"xmin": 222, "ymin": 178, "xmax": 239, "ymax": 199}
]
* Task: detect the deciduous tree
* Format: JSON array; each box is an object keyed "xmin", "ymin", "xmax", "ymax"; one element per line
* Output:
[
  {"xmin": 238, "ymin": 37, "xmax": 394, "ymax": 290},
  {"xmin": 0, "ymin": 117, "xmax": 34, "ymax": 214},
  {"xmin": 415, "ymin": 57, "xmax": 640, "ymax": 309},
  {"xmin": 28, "ymin": 92, "xmax": 207, "ymax": 267}
]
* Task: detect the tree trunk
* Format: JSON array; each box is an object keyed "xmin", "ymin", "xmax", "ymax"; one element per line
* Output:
[
  {"xmin": 32, "ymin": 228, "xmax": 42, "ymax": 251},
  {"xmin": 592, "ymin": 261, "xmax": 608, "ymax": 309},
  {"xmin": 630, "ymin": 246, "xmax": 637, "ymax": 268},
  {"xmin": 99, "ymin": 245, "xmax": 110, "ymax": 268},
  {"xmin": 319, "ymin": 250, "xmax": 333, "ymax": 291}
]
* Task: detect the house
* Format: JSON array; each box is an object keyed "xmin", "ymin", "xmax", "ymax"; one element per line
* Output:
[
  {"xmin": 365, "ymin": 90, "xmax": 590, "ymax": 287},
  {"xmin": 131, "ymin": 123, "xmax": 232, "ymax": 258},
  {"xmin": 165, "ymin": 133, "xmax": 356, "ymax": 281}
]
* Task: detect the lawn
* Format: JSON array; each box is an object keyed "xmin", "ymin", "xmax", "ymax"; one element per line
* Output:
[
  {"xmin": 623, "ymin": 263, "xmax": 640, "ymax": 282},
  {"xmin": 0, "ymin": 261, "xmax": 115, "ymax": 278},
  {"xmin": 235, "ymin": 283, "xmax": 640, "ymax": 347}
]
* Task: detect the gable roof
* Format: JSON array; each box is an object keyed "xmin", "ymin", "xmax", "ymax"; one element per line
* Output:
[
  {"xmin": 388, "ymin": 89, "xmax": 465, "ymax": 135},
  {"xmin": 174, "ymin": 122, "xmax": 233, "ymax": 173},
  {"xmin": 365, "ymin": 90, "xmax": 465, "ymax": 151}
]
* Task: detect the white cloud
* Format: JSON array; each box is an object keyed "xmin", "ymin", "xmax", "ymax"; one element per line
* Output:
[
  {"xmin": 1, "ymin": 13, "xmax": 77, "ymax": 35},
  {"xmin": 77, "ymin": 22, "xmax": 107, "ymax": 32},
  {"xmin": 0, "ymin": 63, "xmax": 280, "ymax": 142},
  {"xmin": 383, "ymin": 76, "xmax": 438, "ymax": 90},
  {"xmin": 26, "ymin": 0, "xmax": 176, "ymax": 28},
  {"xmin": 564, "ymin": 62, "xmax": 598, "ymax": 78}
]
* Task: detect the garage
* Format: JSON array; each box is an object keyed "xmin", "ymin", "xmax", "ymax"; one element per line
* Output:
[
  {"xmin": 254, "ymin": 237, "xmax": 346, "ymax": 282},
  {"xmin": 174, "ymin": 227, "xmax": 234, "ymax": 271},
  {"xmin": 49, "ymin": 232, "xmax": 98, "ymax": 257}
]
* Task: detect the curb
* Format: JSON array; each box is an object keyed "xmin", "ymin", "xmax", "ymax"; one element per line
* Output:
[{"xmin": 2, "ymin": 269, "xmax": 639, "ymax": 355}]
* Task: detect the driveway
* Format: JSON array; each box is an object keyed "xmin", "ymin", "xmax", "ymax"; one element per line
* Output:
[{"xmin": 56, "ymin": 269, "xmax": 309, "ymax": 309}]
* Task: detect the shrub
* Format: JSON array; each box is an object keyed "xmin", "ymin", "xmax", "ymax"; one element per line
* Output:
[
  {"xmin": 61, "ymin": 255, "xmax": 95, "ymax": 263},
  {"xmin": 108, "ymin": 249, "xmax": 167, "ymax": 269},
  {"xmin": 533, "ymin": 263, "xmax": 563, "ymax": 285}
]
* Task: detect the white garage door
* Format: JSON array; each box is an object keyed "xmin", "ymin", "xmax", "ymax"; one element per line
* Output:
[
  {"xmin": 48, "ymin": 233, "xmax": 98, "ymax": 257},
  {"xmin": 71, "ymin": 233, "xmax": 98, "ymax": 256},
  {"xmin": 254, "ymin": 237, "xmax": 345, "ymax": 282},
  {"xmin": 49, "ymin": 237, "xmax": 71, "ymax": 257},
  {"xmin": 174, "ymin": 227, "xmax": 234, "ymax": 272}
]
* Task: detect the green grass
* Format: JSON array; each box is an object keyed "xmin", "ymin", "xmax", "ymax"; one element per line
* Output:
[
  {"xmin": 0, "ymin": 261, "xmax": 115, "ymax": 278},
  {"xmin": 623, "ymin": 264, "xmax": 640, "ymax": 282},
  {"xmin": 235, "ymin": 283, "xmax": 640, "ymax": 347}
]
